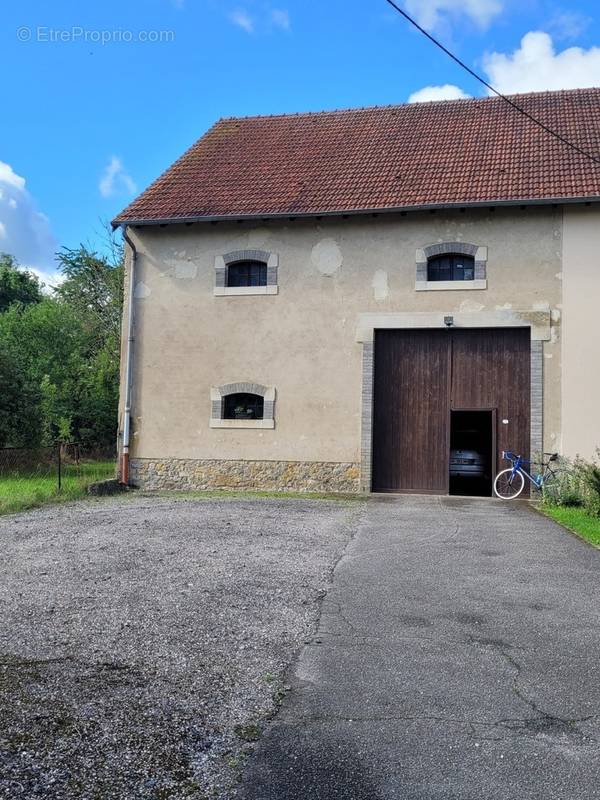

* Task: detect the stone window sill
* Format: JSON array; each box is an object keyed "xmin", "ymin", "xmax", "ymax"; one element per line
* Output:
[
  {"xmin": 214, "ymin": 286, "xmax": 278, "ymax": 296},
  {"xmin": 210, "ymin": 418, "xmax": 275, "ymax": 429},
  {"xmin": 415, "ymin": 279, "xmax": 487, "ymax": 292}
]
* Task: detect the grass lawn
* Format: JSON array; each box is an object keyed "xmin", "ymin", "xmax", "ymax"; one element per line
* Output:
[
  {"xmin": 542, "ymin": 505, "xmax": 600, "ymax": 547},
  {"xmin": 0, "ymin": 461, "xmax": 116, "ymax": 516}
]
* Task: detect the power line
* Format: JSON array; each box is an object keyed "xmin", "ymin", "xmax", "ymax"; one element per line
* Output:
[{"xmin": 383, "ymin": 0, "xmax": 600, "ymax": 167}]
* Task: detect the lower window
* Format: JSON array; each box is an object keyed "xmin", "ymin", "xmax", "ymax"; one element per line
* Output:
[
  {"xmin": 210, "ymin": 383, "xmax": 276, "ymax": 429},
  {"xmin": 223, "ymin": 392, "xmax": 264, "ymax": 420}
]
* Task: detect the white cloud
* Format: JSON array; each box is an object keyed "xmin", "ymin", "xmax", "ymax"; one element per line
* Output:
[
  {"xmin": 483, "ymin": 31, "xmax": 600, "ymax": 95},
  {"xmin": 0, "ymin": 161, "xmax": 26, "ymax": 191},
  {"xmin": 99, "ymin": 156, "xmax": 137, "ymax": 198},
  {"xmin": 548, "ymin": 11, "xmax": 591, "ymax": 42},
  {"xmin": 409, "ymin": 30, "xmax": 600, "ymax": 103},
  {"xmin": 404, "ymin": 0, "xmax": 502, "ymax": 31},
  {"xmin": 229, "ymin": 7, "xmax": 290, "ymax": 35},
  {"xmin": 0, "ymin": 160, "xmax": 58, "ymax": 283},
  {"xmin": 409, "ymin": 84, "xmax": 471, "ymax": 103},
  {"xmin": 229, "ymin": 9, "xmax": 254, "ymax": 34},
  {"xmin": 271, "ymin": 9, "xmax": 290, "ymax": 31}
]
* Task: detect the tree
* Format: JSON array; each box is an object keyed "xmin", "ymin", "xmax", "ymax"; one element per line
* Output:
[
  {"xmin": 0, "ymin": 242, "xmax": 123, "ymax": 451},
  {"xmin": 0, "ymin": 253, "xmax": 42, "ymax": 312},
  {"xmin": 0, "ymin": 299, "xmax": 84, "ymax": 445},
  {"xmin": 54, "ymin": 244, "xmax": 123, "ymax": 449},
  {"xmin": 55, "ymin": 244, "xmax": 123, "ymax": 350},
  {"xmin": 0, "ymin": 347, "xmax": 40, "ymax": 447}
]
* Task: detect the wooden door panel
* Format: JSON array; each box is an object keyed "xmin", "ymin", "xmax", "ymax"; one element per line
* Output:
[
  {"xmin": 372, "ymin": 330, "xmax": 451, "ymax": 492},
  {"xmin": 451, "ymin": 328, "xmax": 531, "ymax": 474}
]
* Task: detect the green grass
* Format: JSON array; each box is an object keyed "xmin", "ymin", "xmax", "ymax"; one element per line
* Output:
[
  {"xmin": 542, "ymin": 505, "xmax": 600, "ymax": 547},
  {"xmin": 0, "ymin": 474, "xmax": 363, "ymax": 517},
  {"xmin": 0, "ymin": 461, "xmax": 116, "ymax": 516}
]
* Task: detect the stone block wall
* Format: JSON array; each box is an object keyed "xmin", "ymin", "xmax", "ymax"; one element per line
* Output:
[{"xmin": 129, "ymin": 458, "xmax": 361, "ymax": 494}]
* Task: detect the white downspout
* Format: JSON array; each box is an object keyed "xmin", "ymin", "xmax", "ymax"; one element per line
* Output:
[{"xmin": 120, "ymin": 226, "xmax": 137, "ymax": 484}]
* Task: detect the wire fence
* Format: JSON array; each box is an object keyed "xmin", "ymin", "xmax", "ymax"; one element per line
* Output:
[{"xmin": 0, "ymin": 443, "xmax": 117, "ymax": 514}]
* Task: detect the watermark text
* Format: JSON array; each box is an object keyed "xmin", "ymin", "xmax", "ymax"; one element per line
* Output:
[{"xmin": 17, "ymin": 26, "xmax": 175, "ymax": 44}]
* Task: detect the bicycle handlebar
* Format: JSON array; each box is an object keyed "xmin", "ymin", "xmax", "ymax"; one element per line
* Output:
[{"xmin": 503, "ymin": 450, "xmax": 559, "ymax": 463}]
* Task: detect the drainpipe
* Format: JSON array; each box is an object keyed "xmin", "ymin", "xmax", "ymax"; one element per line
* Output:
[{"xmin": 120, "ymin": 226, "xmax": 137, "ymax": 485}]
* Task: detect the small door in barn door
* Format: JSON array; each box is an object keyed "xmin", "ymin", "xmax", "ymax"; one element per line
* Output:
[{"xmin": 372, "ymin": 329, "xmax": 451, "ymax": 493}]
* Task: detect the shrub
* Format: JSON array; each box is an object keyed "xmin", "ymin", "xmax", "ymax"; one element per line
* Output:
[
  {"xmin": 583, "ymin": 461, "xmax": 600, "ymax": 518},
  {"xmin": 542, "ymin": 457, "xmax": 585, "ymax": 507},
  {"xmin": 543, "ymin": 452, "xmax": 600, "ymax": 517}
]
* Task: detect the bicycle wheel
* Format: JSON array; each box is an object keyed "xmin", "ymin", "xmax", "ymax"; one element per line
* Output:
[
  {"xmin": 541, "ymin": 469, "xmax": 562, "ymax": 502},
  {"xmin": 494, "ymin": 468, "xmax": 525, "ymax": 499}
]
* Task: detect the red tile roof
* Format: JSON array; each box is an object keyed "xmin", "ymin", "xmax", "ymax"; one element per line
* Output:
[{"xmin": 114, "ymin": 89, "xmax": 600, "ymax": 225}]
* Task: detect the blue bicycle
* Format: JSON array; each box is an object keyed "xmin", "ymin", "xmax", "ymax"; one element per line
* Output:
[{"xmin": 493, "ymin": 450, "xmax": 560, "ymax": 499}]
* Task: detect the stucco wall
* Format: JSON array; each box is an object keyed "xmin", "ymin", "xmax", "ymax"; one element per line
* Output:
[
  {"xmin": 121, "ymin": 207, "xmax": 563, "ymax": 469},
  {"xmin": 561, "ymin": 206, "xmax": 600, "ymax": 460}
]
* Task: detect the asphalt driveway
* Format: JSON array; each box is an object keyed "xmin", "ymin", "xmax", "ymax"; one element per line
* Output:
[{"xmin": 239, "ymin": 496, "xmax": 600, "ymax": 800}]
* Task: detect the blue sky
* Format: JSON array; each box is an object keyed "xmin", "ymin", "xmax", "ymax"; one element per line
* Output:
[{"xmin": 2, "ymin": 0, "xmax": 600, "ymax": 281}]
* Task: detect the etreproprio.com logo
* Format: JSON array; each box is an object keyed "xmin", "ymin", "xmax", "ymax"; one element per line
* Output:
[{"xmin": 17, "ymin": 26, "xmax": 175, "ymax": 44}]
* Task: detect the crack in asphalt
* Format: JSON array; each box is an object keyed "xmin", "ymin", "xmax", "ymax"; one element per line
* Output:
[
  {"xmin": 305, "ymin": 602, "xmax": 598, "ymax": 747},
  {"xmin": 282, "ymin": 711, "xmax": 598, "ymax": 742},
  {"xmin": 494, "ymin": 644, "xmax": 596, "ymax": 741}
]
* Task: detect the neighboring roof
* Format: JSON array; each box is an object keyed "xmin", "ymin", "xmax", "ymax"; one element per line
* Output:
[{"xmin": 114, "ymin": 88, "xmax": 600, "ymax": 225}]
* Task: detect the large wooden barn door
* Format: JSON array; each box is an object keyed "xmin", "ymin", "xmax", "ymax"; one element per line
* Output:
[
  {"xmin": 372, "ymin": 330, "xmax": 451, "ymax": 493},
  {"xmin": 371, "ymin": 328, "xmax": 531, "ymax": 493}
]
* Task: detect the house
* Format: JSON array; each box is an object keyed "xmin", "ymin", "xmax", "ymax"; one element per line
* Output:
[{"xmin": 113, "ymin": 88, "xmax": 600, "ymax": 495}]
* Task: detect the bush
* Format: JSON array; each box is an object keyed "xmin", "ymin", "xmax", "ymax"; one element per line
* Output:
[
  {"xmin": 583, "ymin": 462, "xmax": 600, "ymax": 517},
  {"xmin": 543, "ymin": 452, "xmax": 600, "ymax": 517},
  {"xmin": 542, "ymin": 459, "xmax": 584, "ymax": 507}
]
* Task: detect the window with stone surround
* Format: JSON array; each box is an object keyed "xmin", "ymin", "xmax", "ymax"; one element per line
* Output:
[
  {"xmin": 210, "ymin": 383, "xmax": 276, "ymax": 429},
  {"xmin": 214, "ymin": 250, "xmax": 278, "ymax": 296},
  {"xmin": 416, "ymin": 242, "xmax": 487, "ymax": 291}
]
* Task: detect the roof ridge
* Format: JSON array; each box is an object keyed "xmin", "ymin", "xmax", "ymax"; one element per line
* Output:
[{"xmin": 216, "ymin": 87, "xmax": 600, "ymax": 123}]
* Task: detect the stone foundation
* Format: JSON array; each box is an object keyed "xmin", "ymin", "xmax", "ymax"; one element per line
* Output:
[{"xmin": 129, "ymin": 458, "xmax": 361, "ymax": 493}]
